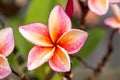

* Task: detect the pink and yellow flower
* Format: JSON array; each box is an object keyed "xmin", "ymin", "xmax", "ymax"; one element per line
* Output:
[
  {"xmin": 104, "ymin": 4, "xmax": 120, "ymax": 31},
  {"xmin": 19, "ymin": 5, "xmax": 88, "ymax": 72},
  {"xmin": 88, "ymin": 0, "xmax": 120, "ymax": 15},
  {"xmin": 0, "ymin": 28, "xmax": 14, "ymax": 79}
]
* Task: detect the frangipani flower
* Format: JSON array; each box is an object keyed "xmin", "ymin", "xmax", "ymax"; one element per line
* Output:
[
  {"xmin": 19, "ymin": 5, "xmax": 88, "ymax": 72},
  {"xmin": 88, "ymin": 0, "xmax": 120, "ymax": 15},
  {"xmin": 104, "ymin": 4, "xmax": 120, "ymax": 32},
  {"xmin": 0, "ymin": 28, "xmax": 14, "ymax": 79}
]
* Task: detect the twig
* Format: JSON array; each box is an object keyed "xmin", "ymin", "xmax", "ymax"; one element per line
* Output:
[
  {"xmin": 63, "ymin": 71, "xmax": 73, "ymax": 80},
  {"xmin": 93, "ymin": 29, "xmax": 118, "ymax": 76},
  {"xmin": 45, "ymin": 69, "xmax": 55, "ymax": 80},
  {"xmin": 75, "ymin": 55, "xmax": 94, "ymax": 70},
  {"xmin": 78, "ymin": 0, "xmax": 89, "ymax": 25},
  {"xmin": 12, "ymin": 68, "xmax": 29, "ymax": 80}
]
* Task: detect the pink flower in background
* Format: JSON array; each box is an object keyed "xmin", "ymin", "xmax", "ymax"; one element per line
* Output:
[
  {"xmin": 0, "ymin": 28, "xmax": 14, "ymax": 79},
  {"xmin": 19, "ymin": 5, "xmax": 88, "ymax": 72},
  {"xmin": 88, "ymin": 0, "xmax": 120, "ymax": 15},
  {"xmin": 104, "ymin": 4, "xmax": 120, "ymax": 31}
]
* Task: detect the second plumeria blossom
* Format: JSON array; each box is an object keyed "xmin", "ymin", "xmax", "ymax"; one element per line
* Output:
[
  {"xmin": 104, "ymin": 4, "xmax": 120, "ymax": 32},
  {"xmin": 19, "ymin": 5, "xmax": 88, "ymax": 72},
  {"xmin": 88, "ymin": 0, "xmax": 120, "ymax": 15}
]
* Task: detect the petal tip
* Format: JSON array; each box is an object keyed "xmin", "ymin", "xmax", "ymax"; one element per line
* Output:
[
  {"xmin": 0, "ymin": 70, "xmax": 11, "ymax": 79},
  {"xmin": 104, "ymin": 17, "xmax": 120, "ymax": 28},
  {"xmin": 49, "ymin": 62, "xmax": 70, "ymax": 72},
  {"xmin": 0, "ymin": 55, "xmax": 12, "ymax": 79},
  {"xmin": 88, "ymin": 0, "xmax": 109, "ymax": 15},
  {"xmin": 27, "ymin": 63, "xmax": 36, "ymax": 71},
  {"xmin": 0, "ymin": 27, "xmax": 14, "ymax": 57}
]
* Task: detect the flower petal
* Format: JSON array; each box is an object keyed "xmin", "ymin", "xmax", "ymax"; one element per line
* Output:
[
  {"xmin": 110, "ymin": 0, "xmax": 120, "ymax": 3},
  {"xmin": 104, "ymin": 17, "xmax": 120, "ymax": 28},
  {"xmin": 19, "ymin": 23, "xmax": 53, "ymax": 47},
  {"xmin": 0, "ymin": 27, "xmax": 14, "ymax": 57},
  {"xmin": 27, "ymin": 46, "xmax": 55, "ymax": 70},
  {"xmin": 65, "ymin": 0, "xmax": 74, "ymax": 19},
  {"xmin": 49, "ymin": 46, "xmax": 70, "ymax": 72},
  {"xmin": 110, "ymin": 4, "xmax": 120, "ymax": 21},
  {"xmin": 88, "ymin": 0, "xmax": 109, "ymax": 15},
  {"xmin": 0, "ymin": 55, "xmax": 11, "ymax": 79},
  {"xmin": 57, "ymin": 29, "xmax": 88, "ymax": 55},
  {"xmin": 48, "ymin": 5, "xmax": 71, "ymax": 42}
]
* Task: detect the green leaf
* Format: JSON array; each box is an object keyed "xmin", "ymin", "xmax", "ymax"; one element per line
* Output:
[
  {"xmin": 72, "ymin": 28, "xmax": 106, "ymax": 68},
  {"xmin": 30, "ymin": 64, "xmax": 50, "ymax": 80},
  {"xmin": 25, "ymin": 0, "xmax": 67, "ymax": 24},
  {"xmin": 52, "ymin": 73, "xmax": 63, "ymax": 80}
]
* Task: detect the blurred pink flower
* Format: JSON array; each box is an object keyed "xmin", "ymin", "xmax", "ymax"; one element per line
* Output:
[
  {"xmin": 0, "ymin": 28, "xmax": 14, "ymax": 79},
  {"xmin": 19, "ymin": 5, "xmax": 88, "ymax": 72},
  {"xmin": 104, "ymin": 4, "xmax": 120, "ymax": 32},
  {"xmin": 88, "ymin": 0, "xmax": 120, "ymax": 15}
]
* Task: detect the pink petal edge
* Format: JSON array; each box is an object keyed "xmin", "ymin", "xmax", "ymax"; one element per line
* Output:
[
  {"xmin": 0, "ymin": 27, "xmax": 14, "ymax": 57},
  {"xmin": 0, "ymin": 55, "xmax": 11, "ymax": 79},
  {"xmin": 88, "ymin": 0, "xmax": 109, "ymax": 15},
  {"xmin": 27, "ymin": 46, "xmax": 55, "ymax": 70},
  {"xmin": 110, "ymin": 0, "xmax": 120, "ymax": 3},
  {"xmin": 19, "ymin": 23, "xmax": 53, "ymax": 47},
  {"xmin": 49, "ymin": 46, "xmax": 70, "ymax": 72},
  {"xmin": 48, "ymin": 5, "xmax": 71, "ymax": 43},
  {"xmin": 104, "ymin": 17, "xmax": 120, "ymax": 28},
  {"xmin": 110, "ymin": 4, "xmax": 120, "ymax": 21},
  {"xmin": 57, "ymin": 29, "xmax": 88, "ymax": 55}
]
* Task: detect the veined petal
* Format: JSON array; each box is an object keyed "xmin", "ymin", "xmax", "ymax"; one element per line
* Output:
[
  {"xmin": 27, "ymin": 46, "xmax": 55, "ymax": 70},
  {"xmin": 104, "ymin": 17, "xmax": 120, "ymax": 28},
  {"xmin": 0, "ymin": 27, "xmax": 14, "ymax": 57},
  {"xmin": 49, "ymin": 46, "xmax": 70, "ymax": 72},
  {"xmin": 88, "ymin": 0, "xmax": 109, "ymax": 15},
  {"xmin": 19, "ymin": 23, "xmax": 53, "ymax": 47},
  {"xmin": 57, "ymin": 29, "xmax": 88, "ymax": 55},
  {"xmin": 110, "ymin": 0, "xmax": 120, "ymax": 3},
  {"xmin": 0, "ymin": 55, "xmax": 11, "ymax": 79},
  {"xmin": 48, "ymin": 5, "xmax": 71, "ymax": 43}
]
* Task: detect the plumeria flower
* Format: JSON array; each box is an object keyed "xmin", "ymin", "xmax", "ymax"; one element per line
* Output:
[
  {"xmin": 19, "ymin": 5, "xmax": 88, "ymax": 72},
  {"xmin": 104, "ymin": 4, "xmax": 120, "ymax": 32},
  {"xmin": 88, "ymin": 0, "xmax": 120, "ymax": 15},
  {"xmin": 0, "ymin": 28, "xmax": 14, "ymax": 79}
]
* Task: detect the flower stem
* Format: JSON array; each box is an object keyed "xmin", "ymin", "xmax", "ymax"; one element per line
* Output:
[
  {"xmin": 12, "ymin": 68, "xmax": 29, "ymax": 80},
  {"xmin": 94, "ymin": 29, "xmax": 117, "ymax": 76},
  {"xmin": 45, "ymin": 69, "xmax": 55, "ymax": 80},
  {"xmin": 78, "ymin": 0, "xmax": 89, "ymax": 25},
  {"xmin": 75, "ymin": 55, "xmax": 94, "ymax": 70},
  {"xmin": 63, "ymin": 70, "xmax": 73, "ymax": 80}
]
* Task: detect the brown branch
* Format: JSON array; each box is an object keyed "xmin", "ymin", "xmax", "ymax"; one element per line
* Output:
[
  {"xmin": 94, "ymin": 29, "xmax": 118, "ymax": 76},
  {"xmin": 78, "ymin": 0, "xmax": 89, "ymax": 25},
  {"xmin": 45, "ymin": 69, "xmax": 55, "ymax": 80},
  {"xmin": 12, "ymin": 68, "xmax": 29, "ymax": 80},
  {"xmin": 75, "ymin": 55, "xmax": 94, "ymax": 70},
  {"xmin": 63, "ymin": 71, "xmax": 73, "ymax": 80}
]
